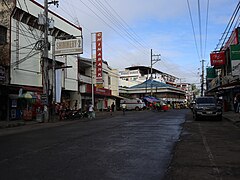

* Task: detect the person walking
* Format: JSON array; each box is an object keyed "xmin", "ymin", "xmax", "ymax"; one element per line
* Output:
[
  {"xmin": 122, "ymin": 101, "xmax": 127, "ymax": 115},
  {"xmin": 111, "ymin": 102, "xmax": 115, "ymax": 112},
  {"xmin": 88, "ymin": 103, "xmax": 94, "ymax": 119}
]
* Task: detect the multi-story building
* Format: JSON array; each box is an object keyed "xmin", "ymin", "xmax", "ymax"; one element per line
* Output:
[
  {"xmin": 119, "ymin": 66, "xmax": 186, "ymax": 103},
  {"xmin": 0, "ymin": 0, "xmax": 82, "ymax": 121},
  {"xmin": 119, "ymin": 66, "xmax": 177, "ymax": 87},
  {"xmin": 78, "ymin": 57, "xmax": 119, "ymax": 111},
  {"xmin": 207, "ymin": 27, "xmax": 240, "ymax": 111},
  {"xmin": 176, "ymin": 83, "xmax": 193, "ymax": 102}
]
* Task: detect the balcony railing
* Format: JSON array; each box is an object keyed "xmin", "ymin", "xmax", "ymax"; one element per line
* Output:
[{"xmin": 78, "ymin": 74, "xmax": 91, "ymax": 84}]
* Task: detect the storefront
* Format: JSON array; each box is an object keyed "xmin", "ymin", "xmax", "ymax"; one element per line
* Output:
[
  {"xmin": 81, "ymin": 84, "xmax": 114, "ymax": 111},
  {"xmin": 7, "ymin": 86, "xmax": 43, "ymax": 121}
]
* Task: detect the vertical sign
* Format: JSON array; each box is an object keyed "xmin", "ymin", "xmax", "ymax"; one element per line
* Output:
[
  {"xmin": 96, "ymin": 32, "xmax": 103, "ymax": 88},
  {"xmin": 230, "ymin": 44, "xmax": 240, "ymax": 77}
]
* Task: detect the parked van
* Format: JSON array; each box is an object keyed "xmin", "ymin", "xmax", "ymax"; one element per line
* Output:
[{"xmin": 120, "ymin": 98, "xmax": 146, "ymax": 111}]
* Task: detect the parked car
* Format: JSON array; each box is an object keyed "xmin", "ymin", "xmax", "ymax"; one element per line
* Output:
[{"xmin": 192, "ymin": 96, "xmax": 222, "ymax": 121}]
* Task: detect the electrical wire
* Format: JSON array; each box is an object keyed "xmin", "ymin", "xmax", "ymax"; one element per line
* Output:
[
  {"xmin": 203, "ymin": 0, "xmax": 209, "ymax": 58},
  {"xmin": 186, "ymin": 0, "xmax": 200, "ymax": 60},
  {"xmin": 78, "ymin": 0, "xmax": 149, "ymax": 56},
  {"xmin": 215, "ymin": 1, "xmax": 240, "ymax": 50},
  {"xmin": 198, "ymin": 0, "xmax": 203, "ymax": 59}
]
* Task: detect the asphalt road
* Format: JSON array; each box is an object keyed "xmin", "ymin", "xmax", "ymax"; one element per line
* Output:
[
  {"xmin": 166, "ymin": 110, "xmax": 240, "ymax": 180},
  {"xmin": 0, "ymin": 109, "xmax": 186, "ymax": 180}
]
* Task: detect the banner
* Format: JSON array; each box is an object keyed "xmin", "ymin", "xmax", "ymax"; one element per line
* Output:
[
  {"xmin": 210, "ymin": 51, "xmax": 225, "ymax": 66},
  {"xmin": 230, "ymin": 44, "xmax": 240, "ymax": 76},
  {"xmin": 96, "ymin": 32, "xmax": 103, "ymax": 87},
  {"xmin": 55, "ymin": 69, "xmax": 62, "ymax": 103}
]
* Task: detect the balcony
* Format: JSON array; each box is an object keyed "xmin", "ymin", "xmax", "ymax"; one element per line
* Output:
[{"xmin": 78, "ymin": 74, "xmax": 91, "ymax": 84}]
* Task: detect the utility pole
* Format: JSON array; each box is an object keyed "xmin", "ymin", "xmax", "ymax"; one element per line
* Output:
[
  {"xmin": 201, "ymin": 60, "xmax": 205, "ymax": 97},
  {"xmin": 43, "ymin": 0, "xmax": 59, "ymax": 122},
  {"xmin": 150, "ymin": 49, "xmax": 161, "ymax": 96},
  {"xmin": 43, "ymin": 0, "xmax": 49, "ymax": 122}
]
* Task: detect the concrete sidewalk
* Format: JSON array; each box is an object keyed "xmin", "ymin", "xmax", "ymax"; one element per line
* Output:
[
  {"xmin": 0, "ymin": 110, "xmax": 126, "ymax": 136},
  {"xmin": 222, "ymin": 111, "xmax": 240, "ymax": 126}
]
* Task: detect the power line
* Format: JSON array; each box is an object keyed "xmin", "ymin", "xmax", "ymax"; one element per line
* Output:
[
  {"xmin": 197, "ymin": 0, "xmax": 203, "ymax": 59},
  {"xmin": 186, "ymin": 0, "xmax": 200, "ymax": 60},
  {"xmin": 203, "ymin": 0, "xmax": 209, "ymax": 58},
  {"xmin": 81, "ymin": 0, "xmax": 149, "ymax": 56},
  {"xmin": 215, "ymin": 1, "xmax": 240, "ymax": 50}
]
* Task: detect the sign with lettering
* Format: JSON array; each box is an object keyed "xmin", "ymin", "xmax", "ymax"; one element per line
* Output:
[
  {"xmin": 230, "ymin": 44, "xmax": 240, "ymax": 77},
  {"xmin": 95, "ymin": 32, "xmax": 103, "ymax": 86},
  {"xmin": 210, "ymin": 51, "xmax": 225, "ymax": 67},
  {"xmin": 55, "ymin": 38, "xmax": 83, "ymax": 55}
]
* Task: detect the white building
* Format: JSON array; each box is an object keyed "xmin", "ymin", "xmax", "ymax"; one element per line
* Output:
[
  {"xmin": 78, "ymin": 57, "xmax": 120, "ymax": 111},
  {"xmin": 0, "ymin": 0, "xmax": 82, "ymax": 120},
  {"xmin": 119, "ymin": 66, "xmax": 178, "ymax": 88}
]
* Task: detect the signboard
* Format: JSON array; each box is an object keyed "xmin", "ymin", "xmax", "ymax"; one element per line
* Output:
[
  {"xmin": 206, "ymin": 67, "xmax": 216, "ymax": 79},
  {"xmin": 85, "ymin": 84, "xmax": 111, "ymax": 96},
  {"xmin": 223, "ymin": 27, "xmax": 240, "ymax": 50},
  {"xmin": 230, "ymin": 44, "xmax": 240, "ymax": 76},
  {"xmin": 41, "ymin": 94, "xmax": 48, "ymax": 105},
  {"xmin": 96, "ymin": 32, "xmax": 103, "ymax": 86},
  {"xmin": 55, "ymin": 38, "xmax": 83, "ymax": 55},
  {"xmin": 210, "ymin": 51, "xmax": 225, "ymax": 67}
]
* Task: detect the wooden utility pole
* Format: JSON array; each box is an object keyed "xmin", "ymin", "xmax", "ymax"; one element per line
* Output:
[
  {"xmin": 201, "ymin": 60, "xmax": 205, "ymax": 97},
  {"xmin": 150, "ymin": 49, "xmax": 161, "ymax": 96}
]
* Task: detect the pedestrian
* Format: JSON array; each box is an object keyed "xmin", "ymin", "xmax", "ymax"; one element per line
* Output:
[
  {"xmin": 74, "ymin": 100, "xmax": 78, "ymax": 110},
  {"xmin": 121, "ymin": 101, "xmax": 127, "ymax": 115},
  {"xmin": 88, "ymin": 103, "xmax": 94, "ymax": 119},
  {"xmin": 111, "ymin": 102, "xmax": 115, "ymax": 112}
]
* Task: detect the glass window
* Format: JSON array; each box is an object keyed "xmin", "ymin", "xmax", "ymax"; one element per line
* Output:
[{"xmin": 0, "ymin": 26, "xmax": 7, "ymax": 45}]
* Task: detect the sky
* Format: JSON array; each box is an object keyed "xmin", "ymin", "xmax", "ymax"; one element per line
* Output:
[{"xmin": 36, "ymin": 0, "xmax": 238, "ymax": 85}]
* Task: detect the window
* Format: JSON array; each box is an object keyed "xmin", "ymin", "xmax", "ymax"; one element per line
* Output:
[
  {"xmin": 0, "ymin": 25, "xmax": 7, "ymax": 45},
  {"xmin": 108, "ymin": 76, "xmax": 111, "ymax": 85}
]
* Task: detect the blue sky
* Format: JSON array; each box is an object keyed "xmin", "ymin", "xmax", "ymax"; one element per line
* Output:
[{"xmin": 37, "ymin": 0, "xmax": 237, "ymax": 85}]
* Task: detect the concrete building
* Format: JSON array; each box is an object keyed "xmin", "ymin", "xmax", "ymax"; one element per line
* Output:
[
  {"xmin": 0, "ymin": 0, "xmax": 82, "ymax": 121},
  {"xmin": 119, "ymin": 66, "xmax": 177, "ymax": 88},
  {"xmin": 119, "ymin": 66, "xmax": 186, "ymax": 103},
  {"xmin": 78, "ymin": 57, "xmax": 120, "ymax": 111}
]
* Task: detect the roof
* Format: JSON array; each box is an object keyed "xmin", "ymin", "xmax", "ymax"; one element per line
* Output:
[
  {"xmin": 125, "ymin": 66, "xmax": 162, "ymax": 75},
  {"xmin": 125, "ymin": 65, "xmax": 177, "ymax": 78},
  {"xmin": 129, "ymin": 79, "xmax": 174, "ymax": 89}
]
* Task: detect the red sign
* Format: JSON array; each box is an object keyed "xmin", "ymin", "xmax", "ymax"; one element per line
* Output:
[
  {"xmin": 223, "ymin": 28, "xmax": 239, "ymax": 50},
  {"xmin": 85, "ymin": 84, "xmax": 111, "ymax": 96},
  {"xmin": 210, "ymin": 51, "xmax": 226, "ymax": 66},
  {"xmin": 96, "ymin": 32, "xmax": 103, "ymax": 84}
]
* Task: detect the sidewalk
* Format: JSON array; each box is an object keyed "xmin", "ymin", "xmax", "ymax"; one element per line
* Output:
[
  {"xmin": 0, "ymin": 110, "xmax": 126, "ymax": 136},
  {"xmin": 222, "ymin": 110, "xmax": 240, "ymax": 126}
]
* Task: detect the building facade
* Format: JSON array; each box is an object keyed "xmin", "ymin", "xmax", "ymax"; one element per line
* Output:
[
  {"xmin": 0, "ymin": 0, "xmax": 82, "ymax": 121},
  {"xmin": 78, "ymin": 57, "xmax": 120, "ymax": 111},
  {"xmin": 207, "ymin": 27, "xmax": 240, "ymax": 111}
]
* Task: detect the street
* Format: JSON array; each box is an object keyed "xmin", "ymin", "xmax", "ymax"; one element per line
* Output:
[
  {"xmin": 0, "ymin": 110, "xmax": 185, "ymax": 180},
  {"xmin": 0, "ymin": 109, "xmax": 240, "ymax": 180}
]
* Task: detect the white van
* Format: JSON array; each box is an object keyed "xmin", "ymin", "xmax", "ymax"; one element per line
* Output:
[{"xmin": 120, "ymin": 98, "xmax": 146, "ymax": 111}]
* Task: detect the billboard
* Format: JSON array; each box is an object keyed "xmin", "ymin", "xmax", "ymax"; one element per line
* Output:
[
  {"xmin": 95, "ymin": 32, "xmax": 103, "ymax": 88},
  {"xmin": 55, "ymin": 38, "xmax": 83, "ymax": 55},
  {"xmin": 230, "ymin": 44, "xmax": 240, "ymax": 76},
  {"xmin": 210, "ymin": 51, "xmax": 225, "ymax": 66}
]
